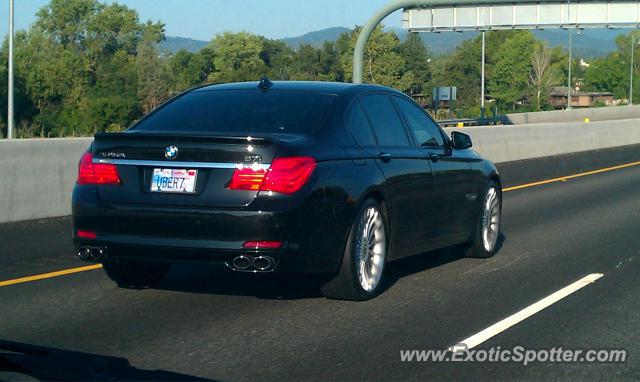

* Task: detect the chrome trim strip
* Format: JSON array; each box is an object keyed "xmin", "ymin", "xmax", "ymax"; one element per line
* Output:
[{"xmin": 93, "ymin": 158, "xmax": 270, "ymax": 170}]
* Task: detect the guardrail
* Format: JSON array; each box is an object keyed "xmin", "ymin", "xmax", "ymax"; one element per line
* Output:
[
  {"xmin": 1, "ymin": 118, "xmax": 640, "ymax": 223},
  {"xmin": 438, "ymin": 116, "xmax": 508, "ymax": 128}
]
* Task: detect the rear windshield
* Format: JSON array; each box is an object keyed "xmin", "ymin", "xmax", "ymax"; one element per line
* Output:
[{"xmin": 131, "ymin": 89, "xmax": 337, "ymax": 134}]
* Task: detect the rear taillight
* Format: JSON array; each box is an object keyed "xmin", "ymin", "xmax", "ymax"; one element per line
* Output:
[
  {"xmin": 243, "ymin": 241, "xmax": 283, "ymax": 249},
  {"xmin": 77, "ymin": 230, "xmax": 97, "ymax": 239},
  {"xmin": 262, "ymin": 157, "xmax": 317, "ymax": 194},
  {"xmin": 77, "ymin": 152, "xmax": 121, "ymax": 185},
  {"xmin": 228, "ymin": 157, "xmax": 316, "ymax": 195},
  {"xmin": 228, "ymin": 164, "xmax": 267, "ymax": 191}
]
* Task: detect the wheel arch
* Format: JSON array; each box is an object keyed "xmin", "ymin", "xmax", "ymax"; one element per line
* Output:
[
  {"xmin": 489, "ymin": 173, "xmax": 502, "ymax": 192},
  {"xmin": 339, "ymin": 187, "xmax": 390, "ymax": 262}
]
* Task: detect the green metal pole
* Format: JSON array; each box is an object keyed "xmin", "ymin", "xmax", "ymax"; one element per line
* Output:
[{"xmin": 353, "ymin": 0, "xmax": 563, "ymax": 84}]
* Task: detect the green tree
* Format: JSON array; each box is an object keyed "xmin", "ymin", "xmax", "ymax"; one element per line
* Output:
[
  {"xmin": 435, "ymin": 31, "xmax": 521, "ymax": 113},
  {"xmin": 291, "ymin": 44, "xmax": 321, "ymax": 80},
  {"xmin": 136, "ymin": 34, "xmax": 170, "ymax": 115},
  {"xmin": 529, "ymin": 42, "xmax": 563, "ymax": 111},
  {"xmin": 583, "ymin": 53, "xmax": 628, "ymax": 99},
  {"xmin": 83, "ymin": 50, "xmax": 140, "ymax": 133},
  {"xmin": 582, "ymin": 30, "xmax": 640, "ymax": 101},
  {"xmin": 167, "ymin": 49, "xmax": 214, "ymax": 92},
  {"xmin": 208, "ymin": 32, "xmax": 267, "ymax": 83},
  {"xmin": 6, "ymin": 0, "xmax": 166, "ymax": 136},
  {"xmin": 0, "ymin": 41, "xmax": 36, "ymax": 137},
  {"xmin": 339, "ymin": 26, "xmax": 413, "ymax": 91},
  {"xmin": 35, "ymin": 0, "xmax": 156, "ymax": 80},
  {"xmin": 290, "ymin": 42, "xmax": 342, "ymax": 81},
  {"xmin": 318, "ymin": 41, "xmax": 343, "ymax": 81},
  {"xmin": 489, "ymin": 31, "xmax": 537, "ymax": 110},
  {"xmin": 261, "ymin": 39, "xmax": 295, "ymax": 80},
  {"xmin": 397, "ymin": 33, "xmax": 431, "ymax": 95},
  {"xmin": 439, "ymin": 38, "xmax": 481, "ymax": 108}
]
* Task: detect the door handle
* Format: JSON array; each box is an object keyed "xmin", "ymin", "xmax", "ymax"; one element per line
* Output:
[
  {"xmin": 378, "ymin": 152, "xmax": 393, "ymax": 163},
  {"xmin": 427, "ymin": 152, "xmax": 440, "ymax": 163}
]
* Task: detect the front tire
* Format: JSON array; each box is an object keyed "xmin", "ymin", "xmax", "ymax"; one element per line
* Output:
[
  {"xmin": 465, "ymin": 181, "xmax": 502, "ymax": 258},
  {"xmin": 321, "ymin": 199, "xmax": 388, "ymax": 301},
  {"xmin": 103, "ymin": 259, "xmax": 172, "ymax": 288}
]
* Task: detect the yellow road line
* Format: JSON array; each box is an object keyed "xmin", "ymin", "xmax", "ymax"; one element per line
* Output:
[
  {"xmin": 0, "ymin": 264, "xmax": 103, "ymax": 287},
  {"xmin": 1, "ymin": 160, "xmax": 639, "ymax": 287},
  {"xmin": 503, "ymin": 161, "xmax": 640, "ymax": 192}
]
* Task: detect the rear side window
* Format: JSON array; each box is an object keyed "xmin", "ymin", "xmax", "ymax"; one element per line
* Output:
[
  {"xmin": 347, "ymin": 101, "xmax": 377, "ymax": 147},
  {"xmin": 394, "ymin": 97, "xmax": 444, "ymax": 147},
  {"xmin": 132, "ymin": 90, "xmax": 336, "ymax": 134},
  {"xmin": 361, "ymin": 94, "xmax": 410, "ymax": 147}
]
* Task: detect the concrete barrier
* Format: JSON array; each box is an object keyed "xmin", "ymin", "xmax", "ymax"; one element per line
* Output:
[
  {"xmin": 506, "ymin": 105, "xmax": 640, "ymax": 125},
  {"xmin": 0, "ymin": 138, "xmax": 92, "ymax": 223},
  {"xmin": 1, "ymin": 118, "xmax": 639, "ymax": 223},
  {"xmin": 445, "ymin": 118, "xmax": 640, "ymax": 164}
]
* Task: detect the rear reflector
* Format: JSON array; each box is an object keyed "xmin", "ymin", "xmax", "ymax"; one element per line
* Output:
[
  {"xmin": 243, "ymin": 241, "xmax": 283, "ymax": 249},
  {"xmin": 228, "ymin": 157, "xmax": 316, "ymax": 195},
  {"xmin": 77, "ymin": 230, "xmax": 97, "ymax": 239},
  {"xmin": 77, "ymin": 152, "xmax": 121, "ymax": 185}
]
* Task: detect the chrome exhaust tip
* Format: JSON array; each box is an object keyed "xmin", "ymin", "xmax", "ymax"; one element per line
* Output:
[
  {"xmin": 78, "ymin": 246, "xmax": 107, "ymax": 262},
  {"xmin": 253, "ymin": 256, "xmax": 275, "ymax": 271},
  {"xmin": 232, "ymin": 256, "xmax": 252, "ymax": 271},
  {"xmin": 90, "ymin": 247, "xmax": 106, "ymax": 261},
  {"xmin": 78, "ymin": 247, "xmax": 92, "ymax": 260}
]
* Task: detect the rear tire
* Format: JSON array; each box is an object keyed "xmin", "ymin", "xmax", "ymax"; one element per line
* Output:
[
  {"xmin": 321, "ymin": 199, "xmax": 388, "ymax": 301},
  {"xmin": 464, "ymin": 181, "xmax": 502, "ymax": 259},
  {"xmin": 103, "ymin": 259, "xmax": 171, "ymax": 288}
]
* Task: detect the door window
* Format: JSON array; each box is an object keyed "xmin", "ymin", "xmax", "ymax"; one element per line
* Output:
[
  {"xmin": 394, "ymin": 97, "xmax": 444, "ymax": 147},
  {"xmin": 347, "ymin": 101, "xmax": 377, "ymax": 147},
  {"xmin": 361, "ymin": 94, "xmax": 411, "ymax": 147}
]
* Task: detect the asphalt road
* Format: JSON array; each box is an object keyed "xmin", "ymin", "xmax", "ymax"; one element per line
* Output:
[{"xmin": 1, "ymin": 144, "xmax": 640, "ymax": 381}]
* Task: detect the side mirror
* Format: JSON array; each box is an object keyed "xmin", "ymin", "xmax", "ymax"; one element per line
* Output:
[{"xmin": 451, "ymin": 131, "xmax": 472, "ymax": 150}]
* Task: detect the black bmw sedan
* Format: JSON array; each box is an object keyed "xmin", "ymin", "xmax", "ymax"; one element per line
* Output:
[{"xmin": 72, "ymin": 80, "xmax": 502, "ymax": 301}]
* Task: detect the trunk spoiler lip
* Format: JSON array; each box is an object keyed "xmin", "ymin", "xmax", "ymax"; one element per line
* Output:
[{"xmin": 93, "ymin": 132, "xmax": 283, "ymax": 145}]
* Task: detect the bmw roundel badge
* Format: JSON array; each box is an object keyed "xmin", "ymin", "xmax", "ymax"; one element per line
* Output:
[{"xmin": 165, "ymin": 145, "xmax": 179, "ymax": 160}]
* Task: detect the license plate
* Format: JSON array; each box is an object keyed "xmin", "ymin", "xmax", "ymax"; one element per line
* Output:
[{"xmin": 151, "ymin": 169, "xmax": 198, "ymax": 194}]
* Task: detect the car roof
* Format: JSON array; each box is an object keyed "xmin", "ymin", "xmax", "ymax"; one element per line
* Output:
[{"xmin": 193, "ymin": 81, "xmax": 397, "ymax": 95}]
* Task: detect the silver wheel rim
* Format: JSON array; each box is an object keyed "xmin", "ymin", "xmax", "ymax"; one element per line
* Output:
[
  {"xmin": 355, "ymin": 206, "xmax": 386, "ymax": 292},
  {"xmin": 482, "ymin": 187, "xmax": 501, "ymax": 252}
]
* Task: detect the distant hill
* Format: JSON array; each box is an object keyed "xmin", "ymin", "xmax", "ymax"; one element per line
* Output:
[
  {"xmin": 157, "ymin": 28, "xmax": 353, "ymax": 54},
  {"xmin": 277, "ymin": 27, "xmax": 625, "ymax": 58},
  {"xmin": 158, "ymin": 27, "xmax": 625, "ymax": 58},
  {"xmin": 281, "ymin": 27, "xmax": 351, "ymax": 48},
  {"xmin": 157, "ymin": 36, "xmax": 209, "ymax": 54},
  {"xmin": 387, "ymin": 27, "xmax": 623, "ymax": 58},
  {"xmin": 533, "ymin": 29, "xmax": 621, "ymax": 58}
]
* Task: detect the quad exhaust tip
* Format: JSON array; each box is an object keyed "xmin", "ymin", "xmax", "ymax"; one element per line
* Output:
[
  {"xmin": 253, "ymin": 256, "xmax": 274, "ymax": 271},
  {"xmin": 78, "ymin": 246, "xmax": 107, "ymax": 262},
  {"xmin": 78, "ymin": 247, "xmax": 92, "ymax": 260},
  {"xmin": 230, "ymin": 255, "xmax": 275, "ymax": 272},
  {"xmin": 232, "ymin": 255, "xmax": 252, "ymax": 271}
]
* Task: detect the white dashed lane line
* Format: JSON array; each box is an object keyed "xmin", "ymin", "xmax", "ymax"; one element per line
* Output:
[{"xmin": 449, "ymin": 273, "xmax": 604, "ymax": 351}]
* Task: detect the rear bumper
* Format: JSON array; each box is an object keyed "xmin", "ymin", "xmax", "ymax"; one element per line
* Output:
[
  {"xmin": 72, "ymin": 188, "xmax": 350, "ymax": 274},
  {"xmin": 75, "ymin": 242, "xmax": 295, "ymax": 273}
]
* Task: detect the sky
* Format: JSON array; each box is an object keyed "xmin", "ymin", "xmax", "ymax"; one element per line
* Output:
[{"xmin": 0, "ymin": 0, "xmax": 403, "ymax": 41}]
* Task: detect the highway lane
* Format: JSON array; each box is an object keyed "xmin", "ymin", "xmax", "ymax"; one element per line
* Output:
[{"xmin": 1, "ymin": 145, "xmax": 640, "ymax": 381}]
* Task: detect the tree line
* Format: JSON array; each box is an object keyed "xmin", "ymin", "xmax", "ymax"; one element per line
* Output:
[{"xmin": 0, "ymin": 0, "xmax": 638, "ymax": 138}]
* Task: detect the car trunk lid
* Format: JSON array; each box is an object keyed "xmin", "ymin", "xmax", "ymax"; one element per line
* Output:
[{"xmin": 92, "ymin": 132, "xmax": 283, "ymax": 208}]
